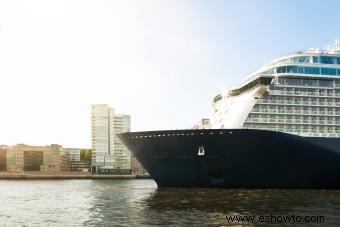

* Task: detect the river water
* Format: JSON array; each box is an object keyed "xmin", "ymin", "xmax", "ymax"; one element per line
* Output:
[{"xmin": 0, "ymin": 179, "xmax": 339, "ymax": 226}]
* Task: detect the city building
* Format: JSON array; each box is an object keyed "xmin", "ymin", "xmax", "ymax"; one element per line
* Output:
[
  {"xmin": 67, "ymin": 148, "xmax": 81, "ymax": 161},
  {"xmin": 6, "ymin": 144, "xmax": 70, "ymax": 173},
  {"xmin": 113, "ymin": 114, "xmax": 131, "ymax": 173},
  {"xmin": 91, "ymin": 104, "xmax": 115, "ymax": 173},
  {"xmin": 91, "ymin": 104, "xmax": 131, "ymax": 174},
  {"xmin": 65, "ymin": 148, "xmax": 91, "ymax": 172},
  {"xmin": 0, "ymin": 146, "xmax": 7, "ymax": 171}
]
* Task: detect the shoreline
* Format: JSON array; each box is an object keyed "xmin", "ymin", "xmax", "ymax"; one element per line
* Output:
[{"xmin": 0, "ymin": 173, "xmax": 151, "ymax": 180}]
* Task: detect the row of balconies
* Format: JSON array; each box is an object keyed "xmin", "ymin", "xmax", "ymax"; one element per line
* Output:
[
  {"xmin": 251, "ymin": 109, "xmax": 340, "ymax": 116},
  {"xmin": 248, "ymin": 116, "xmax": 339, "ymax": 122},
  {"xmin": 245, "ymin": 118, "xmax": 340, "ymax": 125},
  {"xmin": 271, "ymin": 88, "xmax": 340, "ymax": 93},
  {"xmin": 245, "ymin": 128, "xmax": 340, "ymax": 135},
  {"xmin": 275, "ymin": 84, "xmax": 336, "ymax": 90},
  {"xmin": 253, "ymin": 105, "xmax": 338, "ymax": 110},
  {"xmin": 269, "ymin": 90, "xmax": 340, "ymax": 98},
  {"xmin": 250, "ymin": 119, "xmax": 339, "ymax": 124},
  {"xmin": 260, "ymin": 98, "xmax": 337, "ymax": 103},
  {"xmin": 257, "ymin": 99, "xmax": 340, "ymax": 106},
  {"xmin": 243, "ymin": 124, "xmax": 340, "ymax": 133}
]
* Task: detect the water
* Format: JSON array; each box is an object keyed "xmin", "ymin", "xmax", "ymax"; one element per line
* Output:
[{"xmin": 0, "ymin": 179, "xmax": 339, "ymax": 226}]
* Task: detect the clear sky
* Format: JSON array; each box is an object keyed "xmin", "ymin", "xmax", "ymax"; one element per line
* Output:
[{"xmin": 0, "ymin": 0, "xmax": 339, "ymax": 147}]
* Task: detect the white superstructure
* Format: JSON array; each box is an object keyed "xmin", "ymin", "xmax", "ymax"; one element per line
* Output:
[{"xmin": 212, "ymin": 41, "xmax": 340, "ymax": 137}]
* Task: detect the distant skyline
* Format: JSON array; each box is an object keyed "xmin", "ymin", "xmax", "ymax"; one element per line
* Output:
[{"xmin": 0, "ymin": 0, "xmax": 340, "ymax": 147}]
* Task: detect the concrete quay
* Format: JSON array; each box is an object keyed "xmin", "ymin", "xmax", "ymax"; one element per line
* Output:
[{"xmin": 0, "ymin": 172, "xmax": 151, "ymax": 180}]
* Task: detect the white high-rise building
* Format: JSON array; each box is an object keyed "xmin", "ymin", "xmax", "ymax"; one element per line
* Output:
[
  {"xmin": 91, "ymin": 104, "xmax": 131, "ymax": 174},
  {"xmin": 91, "ymin": 104, "xmax": 115, "ymax": 173},
  {"xmin": 113, "ymin": 114, "xmax": 131, "ymax": 170}
]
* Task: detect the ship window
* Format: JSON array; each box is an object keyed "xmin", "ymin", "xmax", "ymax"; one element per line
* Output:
[
  {"xmin": 302, "ymin": 79, "xmax": 316, "ymax": 86},
  {"xmin": 198, "ymin": 146, "xmax": 205, "ymax": 156},
  {"xmin": 321, "ymin": 68, "xmax": 336, "ymax": 75},
  {"xmin": 260, "ymin": 77, "xmax": 272, "ymax": 85},
  {"xmin": 285, "ymin": 78, "xmax": 299, "ymax": 86},
  {"xmin": 321, "ymin": 56, "xmax": 337, "ymax": 64},
  {"xmin": 335, "ymin": 81, "xmax": 340, "ymax": 87},
  {"xmin": 202, "ymin": 119, "xmax": 210, "ymax": 124},
  {"xmin": 290, "ymin": 56, "xmax": 310, "ymax": 63},
  {"xmin": 287, "ymin": 66, "xmax": 298, "ymax": 73},
  {"xmin": 319, "ymin": 80, "xmax": 333, "ymax": 87},
  {"xmin": 262, "ymin": 68, "xmax": 275, "ymax": 74},
  {"xmin": 277, "ymin": 66, "xmax": 287, "ymax": 73},
  {"xmin": 304, "ymin": 67, "xmax": 320, "ymax": 75},
  {"xmin": 312, "ymin": 56, "xmax": 320, "ymax": 63},
  {"xmin": 278, "ymin": 77, "xmax": 285, "ymax": 84}
]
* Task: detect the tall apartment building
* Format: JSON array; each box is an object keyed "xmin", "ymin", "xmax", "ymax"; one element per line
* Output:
[
  {"xmin": 113, "ymin": 114, "xmax": 131, "ymax": 172},
  {"xmin": 91, "ymin": 104, "xmax": 131, "ymax": 174},
  {"xmin": 91, "ymin": 104, "xmax": 115, "ymax": 173}
]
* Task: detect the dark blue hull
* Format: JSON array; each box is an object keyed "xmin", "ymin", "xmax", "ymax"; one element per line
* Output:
[{"xmin": 118, "ymin": 129, "xmax": 340, "ymax": 188}]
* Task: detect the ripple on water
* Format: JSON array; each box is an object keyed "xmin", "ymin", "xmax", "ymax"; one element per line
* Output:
[{"xmin": 0, "ymin": 180, "xmax": 339, "ymax": 226}]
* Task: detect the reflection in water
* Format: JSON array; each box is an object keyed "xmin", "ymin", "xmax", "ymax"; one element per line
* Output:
[
  {"xmin": 84, "ymin": 179, "xmax": 158, "ymax": 226},
  {"xmin": 84, "ymin": 180, "xmax": 340, "ymax": 226},
  {"xmin": 138, "ymin": 188, "xmax": 340, "ymax": 226},
  {"xmin": 0, "ymin": 179, "xmax": 339, "ymax": 226}
]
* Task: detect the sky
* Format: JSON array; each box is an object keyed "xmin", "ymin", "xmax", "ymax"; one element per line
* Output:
[{"xmin": 0, "ymin": 0, "xmax": 340, "ymax": 147}]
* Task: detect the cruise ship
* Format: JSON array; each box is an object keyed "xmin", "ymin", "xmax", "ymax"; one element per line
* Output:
[{"xmin": 119, "ymin": 41, "xmax": 340, "ymax": 188}]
